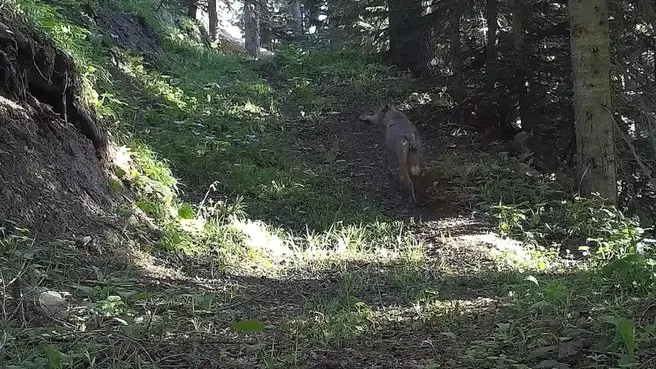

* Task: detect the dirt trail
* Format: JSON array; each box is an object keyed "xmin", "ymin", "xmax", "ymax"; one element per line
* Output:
[
  {"xmin": 130, "ymin": 61, "xmax": 501, "ymax": 369},
  {"xmin": 299, "ymin": 82, "xmax": 486, "ymax": 234}
]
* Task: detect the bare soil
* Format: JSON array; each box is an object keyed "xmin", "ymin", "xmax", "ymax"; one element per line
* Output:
[
  {"xmin": 0, "ymin": 8, "xmax": 115, "ymax": 239},
  {"xmin": 314, "ymin": 84, "xmax": 471, "ymax": 221},
  {"xmin": 93, "ymin": 7, "xmax": 164, "ymax": 58}
]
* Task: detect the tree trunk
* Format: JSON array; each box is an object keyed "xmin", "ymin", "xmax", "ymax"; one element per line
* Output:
[
  {"xmin": 387, "ymin": 0, "xmax": 401, "ymax": 61},
  {"xmin": 244, "ymin": 0, "xmax": 261, "ymax": 58},
  {"xmin": 638, "ymin": 0, "xmax": 656, "ymax": 95},
  {"xmin": 291, "ymin": 0, "xmax": 303, "ymax": 37},
  {"xmin": 387, "ymin": 0, "xmax": 424, "ymax": 76},
  {"xmin": 208, "ymin": 0, "xmax": 218, "ymax": 41},
  {"xmin": 449, "ymin": 4, "xmax": 465, "ymax": 115},
  {"xmin": 485, "ymin": 0, "xmax": 498, "ymax": 92},
  {"xmin": 569, "ymin": 0, "xmax": 617, "ymax": 204},
  {"xmin": 305, "ymin": 0, "xmax": 321, "ymax": 32},
  {"xmin": 260, "ymin": 0, "xmax": 272, "ymax": 49},
  {"xmin": 326, "ymin": 0, "xmax": 344, "ymax": 49},
  {"xmin": 187, "ymin": 0, "xmax": 197, "ymax": 19},
  {"xmin": 512, "ymin": 0, "xmax": 530, "ymax": 131}
]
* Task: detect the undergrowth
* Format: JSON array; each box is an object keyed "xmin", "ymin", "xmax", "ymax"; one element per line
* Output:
[
  {"xmin": 435, "ymin": 151, "xmax": 656, "ymax": 368},
  {"xmin": 2, "ymin": 0, "xmax": 656, "ymax": 368},
  {"xmin": 10, "ymin": 0, "xmax": 407, "ymax": 257}
]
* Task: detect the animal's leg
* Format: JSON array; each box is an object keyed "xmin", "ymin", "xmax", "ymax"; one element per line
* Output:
[
  {"xmin": 398, "ymin": 153, "xmax": 416, "ymax": 204},
  {"xmin": 384, "ymin": 149, "xmax": 396, "ymax": 180}
]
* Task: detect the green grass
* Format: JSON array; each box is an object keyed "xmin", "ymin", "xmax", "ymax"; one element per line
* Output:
[
  {"xmin": 2, "ymin": 0, "xmax": 656, "ymax": 368},
  {"xmin": 12, "ymin": 0, "xmax": 395, "ymax": 242}
]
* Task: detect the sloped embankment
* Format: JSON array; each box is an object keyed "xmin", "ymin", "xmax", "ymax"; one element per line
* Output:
[{"xmin": 0, "ymin": 8, "xmax": 115, "ymax": 237}]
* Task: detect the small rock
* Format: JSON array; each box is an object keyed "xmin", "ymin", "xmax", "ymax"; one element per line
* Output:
[{"xmin": 37, "ymin": 290, "xmax": 68, "ymax": 319}]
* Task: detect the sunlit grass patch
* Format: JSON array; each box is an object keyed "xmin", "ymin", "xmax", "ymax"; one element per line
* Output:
[
  {"xmin": 290, "ymin": 221, "xmax": 425, "ymax": 266},
  {"xmin": 106, "ymin": 35, "xmax": 388, "ymax": 237},
  {"xmin": 272, "ymin": 44, "xmax": 418, "ymax": 105},
  {"xmin": 455, "ymin": 232, "xmax": 574, "ymax": 273}
]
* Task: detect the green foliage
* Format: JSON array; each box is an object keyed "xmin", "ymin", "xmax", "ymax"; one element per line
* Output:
[
  {"xmin": 273, "ymin": 44, "xmax": 414, "ymax": 105},
  {"xmin": 5, "ymin": 0, "xmax": 656, "ymax": 368},
  {"xmin": 599, "ymin": 315, "xmax": 656, "ymax": 368},
  {"xmin": 455, "ymin": 153, "xmax": 649, "ymax": 264},
  {"xmin": 14, "ymin": 0, "xmax": 404, "ymax": 258},
  {"xmin": 232, "ymin": 318, "xmax": 266, "ymax": 333},
  {"xmin": 442, "ymin": 152, "xmax": 655, "ymax": 368}
]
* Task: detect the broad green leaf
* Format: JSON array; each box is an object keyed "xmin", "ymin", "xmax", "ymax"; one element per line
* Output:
[
  {"xmin": 231, "ymin": 319, "xmax": 265, "ymax": 333},
  {"xmin": 178, "ymin": 203, "xmax": 194, "ymax": 219},
  {"xmin": 45, "ymin": 346, "xmax": 63, "ymax": 369}
]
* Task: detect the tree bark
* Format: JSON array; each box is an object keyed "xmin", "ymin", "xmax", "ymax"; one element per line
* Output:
[
  {"xmin": 208, "ymin": 0, "xmax": 218, "ymax": 41},
  {"xmin": 291, "ymin": 0, "xmax": 303, "ymax": 37},
  {"xmin": 326, "ymin": 0, "xmax": 344, "ymax": 49},
  {"xmin": 569, "ymin": 0, "xmax": 617, "ymax": 204},
  {"xmin": 260, "ymin": 0, "xmax": 272, "ymax": 49},
  {"xmin": 512, "ymin": 0, "xmax": 530, "ymax": 131},
  {"xmin": 387, "ymin": 0, "xmax": 424, "ymax": 77},
  {"xmin": 449, "ymin": 4, "xmax": 465, "ymax": 114},
  {"xmin": 187, "ymin": 0, "xmax": 197, "ymax": 19},
  {"xmin": 305, "ymin": 0, "xmax": 321, "ymax": 32},
  {"xmin": 244, "ymin": 0, "xmax": 261, "ymax": 58},
  {"xmin": 387, "ymin": 0, "xmax": 401, "ymax": 62},
  {"xmin": 485, "ymin": 0, "xmax": 498, "ymax": 92}
]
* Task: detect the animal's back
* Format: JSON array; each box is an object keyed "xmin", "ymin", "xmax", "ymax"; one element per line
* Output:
[
  {"xmin": 360, "ymin": 104, "xmax": 425, "ymax": 204},
  {"xmin": 383, "ymin": 110, "xmax": 419, "ymax": 146}
]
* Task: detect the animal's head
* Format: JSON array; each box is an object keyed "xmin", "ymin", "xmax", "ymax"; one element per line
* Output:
[{"xmin": 358, "ymin": 103, "xmax": 392, "ymax": 124}]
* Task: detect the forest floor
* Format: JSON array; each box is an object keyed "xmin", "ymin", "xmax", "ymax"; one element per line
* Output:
[{"xmin": 1, "ymin": 1, "xmax": 655, "ymax": 369}]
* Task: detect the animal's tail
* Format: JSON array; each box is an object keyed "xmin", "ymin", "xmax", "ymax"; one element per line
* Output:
[
  {"xmin": 403, "ymin": 133, "xmax": 421, "ymax": 176},
  {"xmin": 404, "ymin": 133, "xmax": 418, "ymax": 153}
]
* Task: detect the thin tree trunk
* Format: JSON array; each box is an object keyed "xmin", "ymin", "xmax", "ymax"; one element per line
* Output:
[
  {"xmin": 512, "ymin": 0, "xmax": 530, "ymax": 131},
  {"xmin": 244, "ymin": 0, "xmax": 261, "ymax": 58},
  {"xmin": 291, "ymin": 0, "xmax": 303, "ymax": 37},
  {"xmin": 485, "ymin": 0, "xmax": 498, "ymax": 92},
  {"xmin": 387, "ymin": 0, "xmax": 401, "ymax": 63},
  {"xmin": 305, "ymin": 0, "xmax": 320, "ymax": 32},
  {"xmin": 637, "ymin": 0, "xmax": 656, "ymax": 147},
  {"xmin": 327, "ymin": 0, "xmax": 344, "ymax": 49},
  {"xmin": 569, "ymin": 0, "xmax": 617, "ymax": 204},
  {"xmin": 208, "ymin": 0, "xmax": 218, "ymax": 41}
]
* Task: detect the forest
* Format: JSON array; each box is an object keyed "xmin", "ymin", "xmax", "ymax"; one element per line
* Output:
[{"xmin": 0, "ymin": 0, "xmax": 655, "ymax": 368}]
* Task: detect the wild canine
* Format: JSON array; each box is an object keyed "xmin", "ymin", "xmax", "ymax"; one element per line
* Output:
[{"xmin": 359, "ymin": 104, "xmax": 425, "ymax": 204}]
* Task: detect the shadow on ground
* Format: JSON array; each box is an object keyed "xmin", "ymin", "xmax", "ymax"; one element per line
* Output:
[{"xmin": 99, "ymin": 246, "xmax": 606, "ymax": 369}]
